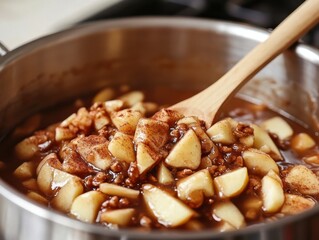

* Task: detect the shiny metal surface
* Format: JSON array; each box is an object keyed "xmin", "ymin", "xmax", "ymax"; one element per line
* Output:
[
  {"xmin": 0, "ymin": 17, "xmax": 318, "ymax": 240},
  {"xmin": 0, "ymin": 42, "xmax": 9, "ymax": 57}
]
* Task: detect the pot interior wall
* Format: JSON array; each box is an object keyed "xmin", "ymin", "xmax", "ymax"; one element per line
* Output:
[
  {"xmin": 0, "ymin": 18, "xmax": 319, "ymax": 240},
  {"xmin": 0, "ymin": 19, "xmax": 318, "ymax": 137}
]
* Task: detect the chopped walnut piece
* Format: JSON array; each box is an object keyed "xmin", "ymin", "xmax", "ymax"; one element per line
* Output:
[
  {"xmin": 127, "ymin": 162, "xmax": 140, "ymax": 185},
  {"xmin": 119, "ymin": 197, "xmax": 130, "ymax": 208},
  {"xmin": 72, "ymin": 108, "xmax": 93, "ymax": 133},
  {"xmin": 110, "ymin": 161, "xmax": 124, "ymax": 173},
  {"xmin": 246, "ymin": 175, "xmax": 262, "ymax": 194},
  {"xmin": 233, "ymin": 123, "xmax": 254, "ymax": 138},
  {"xmin": 92, "ymin": 172, "xmax": 108, "ymax": 187}
]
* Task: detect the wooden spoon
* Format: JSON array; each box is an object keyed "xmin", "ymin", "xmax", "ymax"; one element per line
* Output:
[{"xmin": 169, "ymin": 0, "xmax": 319, "ymax": 128}]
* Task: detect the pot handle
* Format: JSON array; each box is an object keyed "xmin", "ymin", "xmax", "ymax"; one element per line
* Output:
[{"xmin": 0, "ymin": 41, "xmax": 9, "ymax": 57}]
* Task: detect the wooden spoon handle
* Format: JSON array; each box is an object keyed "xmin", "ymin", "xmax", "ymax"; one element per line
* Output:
[{"xmin": 171, "ymin": 0, "xmax": 319, "ymax": 127}]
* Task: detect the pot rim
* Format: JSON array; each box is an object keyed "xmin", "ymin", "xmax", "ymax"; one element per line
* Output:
[{"xmin": 1, "ymin": 17, "xmax": 319, "ymax": 239}]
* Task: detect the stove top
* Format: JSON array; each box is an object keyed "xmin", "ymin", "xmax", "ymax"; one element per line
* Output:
[{"xmin": 80, "ymin": 0, "xmax": 319, "ymax": 48}]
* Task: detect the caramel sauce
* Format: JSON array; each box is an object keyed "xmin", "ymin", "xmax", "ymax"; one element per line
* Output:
[{"xmin": 0, "ymin": 85, "xmax": 319, "ymax": 231}]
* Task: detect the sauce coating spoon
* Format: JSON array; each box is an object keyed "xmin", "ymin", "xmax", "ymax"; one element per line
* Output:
[{"xmin": 169, "ymin": 0, "xmax": 319, "ymax": 128}]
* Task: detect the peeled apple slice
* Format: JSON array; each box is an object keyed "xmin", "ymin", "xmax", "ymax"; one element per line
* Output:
[
  {"xmin": 242, "ymin": 148, "xmax": 279, "ymax": 176},
  {"xmin": 70, "ymin": 191, "xmax": 106, "ymax": 223},
  {"xmin": 157, "ymin": 162, "xmax": 174, "ymax": 185},
  {"xmin": 165, "ymin": 129, "xmax": 201, "ymax": 170},
  {"xmin": 100, "ymin": 208, "xmax": 135, "ymax": 226},
  {"xmin": 213, "ymin": 201, "xmax": 245, "ymax": 229},
  {"xmin": 142, "ymin": 184, "xmax": 195, "ymax": 227},
  {"xmin": 261, "ymin": 117, "xmax": 293, "ymax": 140},
  {"xmin": 207, "ymin": 119, "xmax": 235, "ymax": 144},
  {"xmin": 214, "ymin": 167, "xmax": 249, "ymax": 198},
  {"xmin": 177, "ymin": 169, "xmax": 214, "ymax": 207},
  {"xmin": 251, "ymin": 124, "xmax": 282, "ymax": 160},
  {"xmin": 261, "ymin": 174, "xmax": 284, "ymax": 213}
]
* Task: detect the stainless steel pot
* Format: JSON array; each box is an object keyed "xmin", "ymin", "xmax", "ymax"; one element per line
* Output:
[{"xmin": 0, "ymin": 17, "xmax": 318, "ymax": 240}]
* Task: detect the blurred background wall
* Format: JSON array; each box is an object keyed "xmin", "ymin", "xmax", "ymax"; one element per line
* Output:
[{"xmin": 1, "ymin": 0, "xmax": 318, "ymax": 50}]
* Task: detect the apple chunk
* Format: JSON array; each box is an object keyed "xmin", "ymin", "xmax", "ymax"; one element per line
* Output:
[
  {"xmin": 237, "ymin": 195, "xmax": 262, "ymax": 220},
  {"xmin": 100, "ymin": 208, "xmax": 135, "ymax": 226},
  {"xmin": 177, "ymin": 169, "xmax": 214, "ymax": 207},
  {"xmin": 108, "ymin": 132, "xmax": 135, "ymax": 163},
  {"xmin": 52, "ymin": 168, "xmax": 82, "ymax": 188},
  {"xmin": 213, "ymin": 201, "xmax": 245, "ymax": 229},
  {"xmin": 134, "ymin": 118, "xmax": 169, "ymax": 150},
  {"xmin": 14, "ymin": 137, "xmax": 39, "ymax": 161},
  {"xmin": 285, "ymin": 165, "xmax": 319, "ymax": 195},
  {"xmin": 261, "ymin": 117, "xmax": 293, "ymax": 140},
  {"xmin": 13, "ymin": 161, "xmax": 36, "ymax": 180},
  {"xmin": 177, "ymin": 116, "xmax": 215, "ymax": 153},
  {"xmin": 92, "ymin": 87, "xmax": 115, "ymax": 103},
  {"xmin": 303, "ymin": 154, "xmax": 319, "ymax": 165},
  {"xmin": 165, "ymin": 129, "xmax": 201, "ymax": 170},
  {"xmin": 104, "ymin": 100, "xmax": 124, "ymax": 112},
  {"xmin": 242, "ymin": 148, "xmax": 279, "ymax": 176},
  {"xmin": 111, "ymin": 109, "xmax": 142, "ymax": 135},
  {"xmin": 239, "ymin": 135, "xmax": 254, "ymax": 147},
  {"xmin": 73, "ymin": 135, "xmax": 113, "ymax": 170},
  {"xmin": 100, "ymin": 183, "xmax": 139, "ymax": 199},
  {"xmin": 251, "ymin": 124, "xmax": 282, "ymax": 160},
  {"xmin": 136, "ymin": 143, "xmax": 158, "ymax": 175},
  {"xmin": 157, "ymin": 162, "xmax": 174, "ymax": 185},
  {"xmin": 214, "ymin": 167, "xmax": 249, "ymax": 198},
  {"xmin": 142, "ymin": 184, "xmax": 195, "ymax": 227},
  {"xmin": 281, "ymin": 194, "xmax": 315, "ymax": 215},
  {"xmin": 27, "ymin": 191, "xmax": 48, "ymax": 205},
  {"xmin": 207, "ymin": 119, "xmax": 235, "ymax": 144},
  {"xmin": 291, "ymin": 133, "xmax": 316, "ymax": 152},
  {"xmin": 55, "ymin": 127, "xmax": 76, "ymax": 142},
  {"xmin": 183, "ymin": 219, "xmax": 204, "ymax": 230},
  {"xmin": 37, "ymin": 153, "xmax": 62, "ymax": 196},
  {"xmin": 38, "ymin": 156, "xmax": 83, "ymax": 205},
  {"xmin": 118, "ymin": 91, "xmax": 144, "ymax": 107},
  {"xmin": 261, "ymin": 174, "xmax": 284, "ymax": 213},
  {"xmin": 70, "ymin": 191, "xmax": 106, "ymax": 223},
  {"xmin": 22, "ymin": 178, "xmax": 39, "ymax": 192},
  {"xmin": 93, "ymin": 112, "xmax": 111, "ymax": 130},
  {"xmin": 218, "ymin": 222, "xmax": 236, "ymax": 232},
  {"xmin": 51, "ymin": 177, "xmax": 84, "ymax": 213}
]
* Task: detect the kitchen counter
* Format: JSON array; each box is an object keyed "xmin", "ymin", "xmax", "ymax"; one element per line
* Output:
[{"xmin": 0, "ymin": 0, "xmax": 120, "ymax": 50}]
